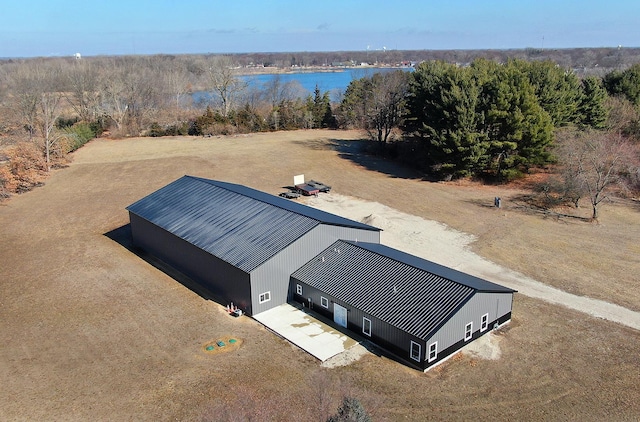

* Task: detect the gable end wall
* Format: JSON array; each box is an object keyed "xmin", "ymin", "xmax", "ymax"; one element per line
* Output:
[{"xmin": 251, "ymin": 224, "xmax": 380, "ymax": 314}]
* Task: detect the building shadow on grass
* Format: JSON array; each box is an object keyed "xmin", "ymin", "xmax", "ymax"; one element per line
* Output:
[{"xmin": 103, "ymin": 224, "xmax": 225, "ymax": 304}]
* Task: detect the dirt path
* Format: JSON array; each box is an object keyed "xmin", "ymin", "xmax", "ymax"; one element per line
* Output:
[{"xmin": 308, "ymin": 194, "xmax": 640, "ymax": 331}]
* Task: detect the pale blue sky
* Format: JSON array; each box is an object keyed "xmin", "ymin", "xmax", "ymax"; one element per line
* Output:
[{"xmin": 1, "ymin": 0, "xmax": 638, "ymax": 57}]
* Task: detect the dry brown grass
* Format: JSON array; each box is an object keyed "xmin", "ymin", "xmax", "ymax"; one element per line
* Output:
[{"xmin": 1, "ymin": 130, "xmax": 639, "ymax": 421}]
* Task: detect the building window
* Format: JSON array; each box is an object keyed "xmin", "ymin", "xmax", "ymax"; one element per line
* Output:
[
  {"xmin": 481, "ymin": 313, "xmax": 489, "ymax": 332},
  {"xmin": 296, "ymin": 284, "xmax": 302, "ymax": 295},
  {"xmin": 410, "ymin": 341, "xmax": 421, "ymax": 362},
  {"xmin": 259, "ymin": 291, "xmax": 271, "ymax": 304},
  {"xmin": 428, "ymin": 342, "xmax": 438, "ymax": 363},
  {"xmin": 321, "ymin": 296, "xmax": 329, "ymax": 308},
  {"xmin": 362, "ymin": 317, "xmax": 371, "ymax": 337},
  {"xmin": 465, "ymin": 322, "xmax": 473, "ymax": 341}
]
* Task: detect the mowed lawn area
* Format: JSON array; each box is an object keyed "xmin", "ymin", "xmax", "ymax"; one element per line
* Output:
[{"xmin": 1, "ymin": 130, "xmax": 639, "ymax": 421}]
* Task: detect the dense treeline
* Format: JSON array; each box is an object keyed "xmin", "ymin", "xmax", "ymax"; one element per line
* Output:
[
  {"xmin": 399, "ymin": 59, "xmax": 609, "ymax": 179},
  {"xmin": 1, "ymin": 54, "xmax": 639, "ymax": 215},
  {"xmin": 338, "ymin": 60, "xmax": 640, "ymax": 218},
  {"xmin": 0, "ymin": 55, "xmax": 336, "ymax": 196},
  {"xmin": 55, "ymin": 47, "xmax": 636, "ymax": 75}
]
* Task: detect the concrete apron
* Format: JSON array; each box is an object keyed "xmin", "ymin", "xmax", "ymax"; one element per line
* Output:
[{"xmin": 253, "ymin": 303, "xmax": 359, "ymax": 361}]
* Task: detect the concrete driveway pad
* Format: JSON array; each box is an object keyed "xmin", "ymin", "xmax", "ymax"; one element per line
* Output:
[{"xmin": 253, "ymin": 304, "xmax": 359, "ymax": 361}]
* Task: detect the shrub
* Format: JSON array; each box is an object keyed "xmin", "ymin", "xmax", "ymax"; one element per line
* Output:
[
  {"xmin": 230, "ymin": 105, "xmax": 269, "ymax": 133},
  {"xmin": 164, "ymin": 122, "xmax": 189, "ymax": 136},
  {"xmin": 327, "ymin": 397, "xmax": 371, "ymax": 422},
  {"xmin": 189, "ymin": 107, "xmax": 230, "ymax": 136},
  {"xmin": 61, "ymin": 122, "xmax": 97, "ymax": 152},
  {"xmin": 5, "ymin": 142, "xmax": 47, "ymax": 193},
  {"xmin": 144, "ymin": 121, "xmax": 190, "ymax": 137},
  {"xmin": 56, "ymin": 116, "xmax": 79, "ymax": 129},
  {"xmin": 148, "ymin": 122, "xmax": 164, "ymax": 137},
  {"xmin": 0, "ymin": 165, "xmax": 16, "ymax": 199}
]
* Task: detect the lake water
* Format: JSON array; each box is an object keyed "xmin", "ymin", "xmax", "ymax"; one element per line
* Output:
[
  {"xmin": 241, "ymin": 67, "xmax": 404, "ymax": 95},
  {"xmin": 193, "ymin": 67, "xmax": 411, "ymax": 105}
]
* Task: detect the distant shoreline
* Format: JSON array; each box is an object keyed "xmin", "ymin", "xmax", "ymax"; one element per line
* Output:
[{"xmin": 237, "ymin": 65, "xmax": 406, "ymax": 76}]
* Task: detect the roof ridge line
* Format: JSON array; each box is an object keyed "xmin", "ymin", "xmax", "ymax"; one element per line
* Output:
[{"xmin": 187, "ymin": 176, "xmax": 381, "ymax": 232}]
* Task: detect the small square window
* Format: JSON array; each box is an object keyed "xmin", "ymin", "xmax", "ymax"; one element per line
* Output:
[
  {"xmin": 320, "ymin": 296, "xmax": 329, "ymax": 308},
  {"xmin": 259, "ymin": 291, "xmax": 271, "ymax": 304},
  {"xmin": 481, "ymin": 313, "xmax": 489, "ymax": 332},
  {"xmin": 465, "ymin": 322, "xmax": 473, "ymax": 341},
  {"xmin": 296, "ymin": 284, "xmax": 302, "ymax": 295},
  {"xmin": 428, "ymin": 342, "xmax": 438, "ymax": 362},
  {"xmin": 410, "ymin": 341, "xmax": 421, "ymax": 362},
  {"xmin": 362, "ymin": 317, "xmax": 371, "ymax": 337}
]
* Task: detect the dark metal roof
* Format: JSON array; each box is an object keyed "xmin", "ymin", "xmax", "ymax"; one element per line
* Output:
[
  {"xmin": 126, "ymin": 176, "xmax": 380, "ymax": 272},
  {"xmin": 345, "ymin": 241, "xmax": 516, "ymax": 293},
  {"xmin": 291, "ymin": 240, "xmax": 515, "ymax": 339}
]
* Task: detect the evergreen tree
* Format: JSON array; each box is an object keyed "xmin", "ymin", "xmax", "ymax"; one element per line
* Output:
[
  {"xmin": 418, "ymin": 65, "xmax": 489, "ymax": 177},
  {"xmin": 481, "ymin": 63, "xmax": 553, "ymax": 177},
  {"xmin": 406, "ymin": 59, "xmax": 554, "ymax": 180},
  {"xmin": 407, "ymin": 61, "xmax": 488, "ymax": 177},
  {"xmin": 339, "ymin": 76, "xmax": 370, "ymax": 128},
  {"xmin": 604, "ymin": 63, "xmax": 640, "ymax": 107},
  {"xmin": 513, "ymin": 59, "xmax": 582, "ymax": 126},
  {"xmin": 307, "ymin": 85, "xmax": 335, "ymax": 128},
  {"xmin": 577, "ymin": 76, "xmax": 609, "ymax": 129}
]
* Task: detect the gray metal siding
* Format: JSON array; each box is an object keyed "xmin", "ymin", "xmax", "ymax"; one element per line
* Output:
[
  {"xmin": 126, "ymin": 176, "xmax": 381, "ymax": 273},
  {"xmin": 291, "ymin": 240, "xmax": 476, "ymax": 338},
  {"xmin": 291, "ymin": 281, "xmax": 425, "ymax": 364},
  {"xmin": 428, "ymin": 292, "xmax": 513, "ymax": 352},
  {"xmin": 127, "ymin": 177, "xmax": 320, "ymax": 272},
  {"xmin": 345, "ymin": 304, "xmax": 422, "ymax": 361},
  {"xmin": 127, "ymin": 177, "xmax": 383, "ymax": 316},
  {"xmin": 129, "ymin": 213, "xmax": 253, "ymax": 313},
  {"xmin": 251, "ymin": 225, "xmax": 381, "ymax": 314},
  {"xmin": 290, "ymin": 239, "xmax": 514, "ymax": 368}
]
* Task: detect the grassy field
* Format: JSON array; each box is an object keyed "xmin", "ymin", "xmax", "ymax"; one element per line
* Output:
[{"xmin": 1, "ymin": 130, "xmax": 639, "ymax": 421}]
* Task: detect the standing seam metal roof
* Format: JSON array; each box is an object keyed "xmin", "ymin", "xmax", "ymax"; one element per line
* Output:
[
  {"xmin": 126, "ymin": 176, "xmax": 380, "ymax": 272},
  {"xmin": 290, "ymin": 240, "xmax": 514, "ymax": 339}
]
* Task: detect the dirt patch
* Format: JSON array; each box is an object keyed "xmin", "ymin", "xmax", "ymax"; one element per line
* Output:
[
  {"xmin": 1, "ymin": 130, "xmax": 639, "ymax": 421},
  {"xmin": 321, "ymin": 343, "xmax": 371, "ymax": 368},
  {"xmin": 462, "ymin": 332, "xmax": 502, "ymax": 360}
]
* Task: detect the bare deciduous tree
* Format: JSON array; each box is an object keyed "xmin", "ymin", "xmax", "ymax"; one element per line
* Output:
[
  {"xmin": 205, "ymin": 55, "xmax": 247, "ymax": 117},
  {"xmin": 98, "ymin": 61, "xmax": 130, "ymax": 132},
  {"xmin": 8, "ymin": 60, "xmax": 65, "ymax": 170},
  {"xmin": 262, "ymin": 75, "xmax": 305, "ymax": 108},
  {"xmin": 97, "ymin": 58, "xmax": 161, "ymax": 135},
  {"xmin": 37, "ymin": 89, "xmax": 63, "ymax": 170},
  {"xmin": 65, "ymin": 59, "xmax": 101, "ymax": 122},
  {"xmin": 340, "ymin": 70, "xmax": 409, "ymax": 146},
  {"xmin": 8, "ymin": 62, "xmax": 42, "ymax": 139},
  {"xmin": 556, "ymin": 130, "xmax": 639, "ymax": 219},
  {"xmin": 163, "ymin": 61, "xmax": 192, "ymax": 112},
  {"xmin": 605, "ymin": 96, "xmax": 640, "ymax": 141},
  {"xmin": 368, "ymin": 70, "xmax": 409, "ymax": 145}
]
